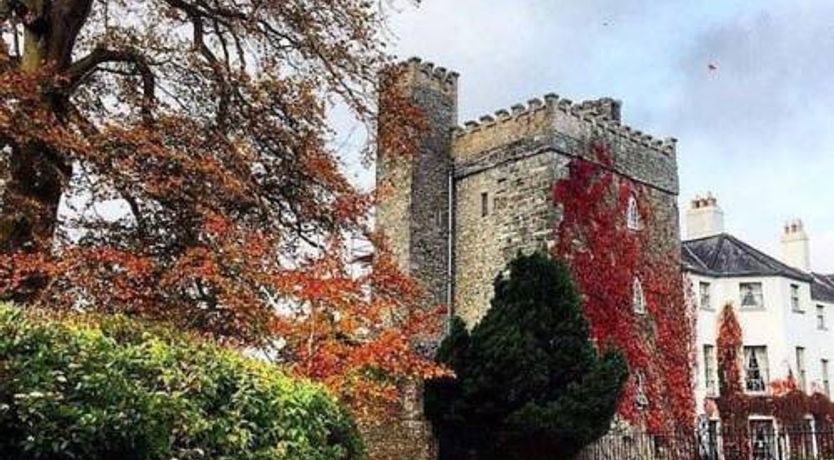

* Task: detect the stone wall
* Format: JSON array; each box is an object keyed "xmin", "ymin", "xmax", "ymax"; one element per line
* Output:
[
  {"xmin": 453, "ymin": 147, "xmax": 568, "ymax": 326},
  {"xmin": 375, "ymin": 57, "xmax": 684, "ymax": 459},
  {"xmin": 377, "ymin": 57, "xmax": 456, "ymax": 306},
  {"xmin": 360, "ymin": 419, "xmax": 437, "ymax": 460},
  {"xmin": 371, "ymin": 57, "xmax": 456, "ymax": 460},
  {"xmin": 450, "ymin": 93, "xmax": 680, "ymax": 326}
]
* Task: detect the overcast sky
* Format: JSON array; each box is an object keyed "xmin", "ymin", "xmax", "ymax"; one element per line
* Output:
[{"xmin": 340, "ymin": 0, "xmax": 834, "ymax": 273}]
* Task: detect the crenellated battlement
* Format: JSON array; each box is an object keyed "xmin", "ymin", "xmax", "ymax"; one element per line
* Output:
[
  {"xmin": 400, "ymin": 56, "xmax": 459, "ymax": 95},
  {"xmin": 452, "ymin": 93, "xmax": 676, "ymax": 158}
]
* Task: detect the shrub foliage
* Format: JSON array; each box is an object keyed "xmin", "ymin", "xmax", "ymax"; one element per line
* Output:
[
  {"xmin": 0, "ymin": 305, "xmax": 364, "ymax": 460},
  {"xmin": 425, "ymin": 253, "xmax": 628, "ymax": 460}
]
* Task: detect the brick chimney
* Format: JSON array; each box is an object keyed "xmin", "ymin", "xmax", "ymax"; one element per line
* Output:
[
  {"xmin": 781, "ymin": 219, "xmax": 811, "ymax": 272},
  {"xmin": 686, "ymin": 193, "xmax": 725, "ymax": 240}
]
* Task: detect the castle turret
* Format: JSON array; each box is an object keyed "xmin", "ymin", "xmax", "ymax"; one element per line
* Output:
[{"xmin": 376, "ymin": 57, "xmax": 457, "ymax": 305}]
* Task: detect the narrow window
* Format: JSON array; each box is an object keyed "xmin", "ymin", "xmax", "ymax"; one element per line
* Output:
[
  {"xmin": 796, "ymin": 347, "xmax": 807, "ymax": 392},
  {"xmin": 823, "ymin": 359, "xmax": 830, "ymax": 397},
  {"xmin": 633, "ymin": 277, "xmax": 646, "ymax": 314},
  {"xmin": 743, "ymin": 346, "xmax": 769, "ymax": 393},
  {"xmin": 480, "ymin": 192, "xmax": 489, "ymax": 217},
  {"xmin": 699, "ymin": 282, "xmax": 712, "ymax": 310},
  {"xmin": 703, "ymin": 344, "xmax": 717, "ymax": 396},
  {"xmin": 818, "ymin": 305, "xmax": 826, "ymax": 330},
  {"xmin": 740, "ymin": 282, "xmax": 764, "ymax": 309},
  {"xmin": 635, "ymin": 370, "xmax": 649, "ymax": 409},
  {"xmin": 626, "ymin": 195, "xmax": 640, "ymax": 230},
  {"xmin": 791, "ymin": 284, "xmax": 802, "ymax": 312}
]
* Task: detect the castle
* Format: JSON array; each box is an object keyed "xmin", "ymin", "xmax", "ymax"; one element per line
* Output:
[{"xmin": 373, "ymin": 57, "xmax": 693, "ymax": 458}]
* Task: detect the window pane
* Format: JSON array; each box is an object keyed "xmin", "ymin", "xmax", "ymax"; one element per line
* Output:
[
  {"xmin": 796, "ymin": 347, "xmax": 807, "ymax": 392},
  {"xmin": 704, "ymin": 345, "xmax": 716, "ymax": 395},
  {"xmin": 740, "ymin": 283, "xmax": 764, "ymax": 308},
  {"xmin": 700, "ymin": 282, "xmax": 711, "ymax": 310},
  {"xmin": 744, "ymin": 346, "xmax": 769, "ymax": 392},
  {"xmin": 480, "ymin": 192, "xmax": 489, "ymax": 217},
  {"xmin": 818, "ymin": 305, "xmax": 826, "ymax": 330}
]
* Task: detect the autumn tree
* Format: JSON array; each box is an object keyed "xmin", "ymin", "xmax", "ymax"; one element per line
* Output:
[{"xmin": 0, "ymin": 0, "xmax": 442, "ymax": 415}]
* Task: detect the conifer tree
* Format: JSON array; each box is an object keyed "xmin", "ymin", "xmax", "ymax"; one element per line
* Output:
[{"xmin": 426, "ymin": 252, "xmax": 628, "ymax": 459}]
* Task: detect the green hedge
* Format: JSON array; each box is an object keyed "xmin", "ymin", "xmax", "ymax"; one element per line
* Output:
[{"xmin": 0, "ymin": 305, "xmax": 364, "ymax": 460}]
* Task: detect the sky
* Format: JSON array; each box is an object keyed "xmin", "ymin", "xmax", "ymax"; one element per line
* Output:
[{"xmin": 338, "ymin": 0, "xmax": 834, "ymax": 273}]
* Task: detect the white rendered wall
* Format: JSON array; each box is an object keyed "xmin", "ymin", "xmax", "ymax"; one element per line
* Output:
[{"xmin": 692, "ymin": 273, "xmax": 834, "ymax": 418}]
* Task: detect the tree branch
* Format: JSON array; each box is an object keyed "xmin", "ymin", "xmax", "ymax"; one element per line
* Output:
[{"xmin": 65, "ymin": 46, "xmax": 156, "ymax": 123}]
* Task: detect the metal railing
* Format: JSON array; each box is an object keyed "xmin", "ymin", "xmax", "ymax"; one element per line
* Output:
[{"xmin": 575, "ymin": 426, "xmax": 834, "ymax": 460}]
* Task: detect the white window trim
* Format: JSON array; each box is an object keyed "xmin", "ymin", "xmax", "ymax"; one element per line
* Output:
[
  {"xmin": 748, "ymin": 416, "xmax": 778, "ymax": 460},
  {"xmin": 633, "ymin": 277, "xmax": 646, "ymax": 314},
  {"xmin": 626, "ymin": 195, "xmax": 640, "ymax": 230},
  {"xmin": 791, "ymin": 284, "xmax": 803, "ymax": 313},
  {"xmin": 740, "ymin": 282, "xmax": 765, "ymax": 310},
  {"xmin": 817, "ymin": 304, "xmax": 827, "ymax": 330},
  {"xmin": 743, "ymin": 346, "xmax": 770, "ymax": 395},
  {"xmin": 699, "ymin": 281, "xmax": 713, "ymax": 311},
  {"xmin": 634, "ymin": 370, "xmax": 649, "ymax": 409},
  {"xmin": 703, "ymin": 344, "xmax": 718, "ymax": 397}
]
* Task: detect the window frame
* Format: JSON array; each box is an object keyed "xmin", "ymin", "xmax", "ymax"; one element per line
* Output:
[
  {"xmin": 480, "ymin": 192, "xmax": 489, "ymax": 218},
  {"xmin": 633, "ymin": 277, "xmax": 646, "ymax": 315},
  {"xmin": 634, "ymin": 369, "xmax": 649, "ymax": 409},
  {"xmin": 743, "ymin": 345, "xmax": 769, "ymax": 394},
  {"xmin": 823, "ymin": 359, "xmax": 830, "ymax": 397},
  {"xmin": 796, "ymin": 346, "xmax": 807, "ymax": 393},
  {"xmin": 817, "ymin": 305, "xmax": 827, "ymax": 330},
  {"xmin": 699, "ymin": 281, "xmax": 713, "ymax": 311},
  {"xmin": 740, "ymin": 282, "xmax": 765, "ymax": 310},
  {"xmin": 791, "ymin": 283, "xmax": 803, "ymax": 312},
  {"xmin": 626, "ymin": 195, "xmax": 640, "ymax": 231},
  {"xmin": 703, "ymin": 344, "xmax": 717, "ymax": 396}
]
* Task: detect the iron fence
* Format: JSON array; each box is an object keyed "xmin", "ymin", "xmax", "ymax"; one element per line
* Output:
[{"xmin": 575, "ymin": 426, "xmax": 834, "ymax": 460}]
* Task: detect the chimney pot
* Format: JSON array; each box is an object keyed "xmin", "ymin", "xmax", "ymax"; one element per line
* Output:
[
  {"xmin": 686, "ymin": 193, "xmax": 725, "ymax": 239},
  {"xmin": 781, "ymin": 218, "xmax": 811, "ymax": 272}
]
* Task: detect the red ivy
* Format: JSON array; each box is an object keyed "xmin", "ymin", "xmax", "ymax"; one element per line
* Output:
[
  {"xmin": 552, "ymin": 143, "xmax": 695, "ymax": 432},
  {"xmin": 716, "ymin": 304, "xmax": 834, "ymax": 459}
]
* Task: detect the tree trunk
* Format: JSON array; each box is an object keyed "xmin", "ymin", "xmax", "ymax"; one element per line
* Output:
[{"xmin": 0, "ymin": 0, "xmax": 90, "ymax": 302}]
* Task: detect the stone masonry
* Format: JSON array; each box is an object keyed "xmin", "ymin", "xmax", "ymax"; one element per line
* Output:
[{"xmin": 373, "ymin": 57, "xmax": 682, "ymax": 458}]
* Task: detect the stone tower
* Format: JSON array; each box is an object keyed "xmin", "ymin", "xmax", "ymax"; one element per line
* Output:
[
  {"xmin": 374, "ymin": 57, "xmax": 689, "ymax": 457},
  {"xmin": 376, "ymin": 57, "xmax": 457, "ymax": 305}
]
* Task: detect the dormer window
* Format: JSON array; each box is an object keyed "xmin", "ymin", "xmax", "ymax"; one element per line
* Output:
[
  {"xmin": 627, "ymin": 195, "xmax": 640, "ymax": 230},
  {"xmin": 633, "ymin": 277, "xmax": 646, "ymax": 314}
]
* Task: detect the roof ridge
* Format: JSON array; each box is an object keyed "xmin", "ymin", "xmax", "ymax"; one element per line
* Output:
[
  {"xmin": 723, "ymin": 234, "xmax": 812, "ymax": 281},
  {"xmin": 814, "ymin": 273, "xmax": 834, "ymax": 289},
  {"xmin": 706, "ymin": 233, "xmax": 728, "ymax": 269},
  {"xmin": 682, "ymin": 243, "xmax": 710, "ymax": 272}
]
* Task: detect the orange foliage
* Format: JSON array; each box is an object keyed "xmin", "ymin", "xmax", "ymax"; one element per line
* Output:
[{"xmin": 0, "ymin": 0, "xmax": 443, "ymax": 418}]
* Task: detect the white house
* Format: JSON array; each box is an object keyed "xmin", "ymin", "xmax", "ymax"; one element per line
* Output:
[{"xmin": 684, "ymin": 195, "xmax": 834, "ymax": 440}]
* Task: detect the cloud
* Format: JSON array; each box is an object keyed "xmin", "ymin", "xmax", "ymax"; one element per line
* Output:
[
  {"xmin": 666, "ymin": 1, "xmax": 834, "ymax": 270},
  {"xmin": 357, "ymin": 0, "xmax": 834, "ymax": 271}
]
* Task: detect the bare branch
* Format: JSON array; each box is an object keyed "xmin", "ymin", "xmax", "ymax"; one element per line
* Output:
[{"xmin": 65, "ymin": 46, "xmax": 156, "ymax": 122}]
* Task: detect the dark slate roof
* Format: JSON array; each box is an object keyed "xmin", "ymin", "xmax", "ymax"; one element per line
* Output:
[
  {"xmin": 812, "ymin": 273, "xmax": 834, "ymax": 303},
  {"xmin": 681, "ymin": 233, "xmax": 813, "ymax": 282}
]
